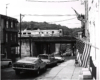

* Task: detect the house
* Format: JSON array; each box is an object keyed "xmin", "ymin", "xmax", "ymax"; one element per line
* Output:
[
  {"xmin": 0, "ymin": 14, "xmax": 19, "ymax": 62},
  {"xmin": 74, "ymin": 0, "xmax": 100, "ymax": 80}
]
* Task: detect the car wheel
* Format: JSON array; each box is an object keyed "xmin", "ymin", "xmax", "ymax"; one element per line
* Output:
[
  {"xmin": 8, "ymin": 62, "xmax": 12, "ymax": 67},
  {"xmin": 37, "ymin": 68, "xmax": 40, "ymax": 75},
  {"xmin": 15, "ymin": 70, "xmax": 20, "ymax": 75}
]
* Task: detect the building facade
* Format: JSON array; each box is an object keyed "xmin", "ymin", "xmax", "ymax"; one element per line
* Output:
[
  {"xmin": 75, "ymin": 0, "xmax": 100, "ymax": 80},
  {"xmin": 87, "ymin": 0, "xmax": 100, "ymax": 79},
  {"xmin": 0, "ymin": 14, "xmax": 19, "ymax": 62}
]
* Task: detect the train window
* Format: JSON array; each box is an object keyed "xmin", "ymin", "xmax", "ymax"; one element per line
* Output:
[
  {"xmin": 28, "ymin": 33, "xmax": 31, "ymax": 34},
  {"xmin": 23, "ymin": 33, "xmax": 26, "ymax": 34}
]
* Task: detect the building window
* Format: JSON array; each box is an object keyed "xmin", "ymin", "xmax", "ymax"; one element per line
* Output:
[
  {"xmin": 23, "ymin": 33, "xmax": 26, "ymax": 35},
  {"xmin": 13, "ymin": 22, "xmax": 15, "ymax": 28},
  {"xmin": 11, "ymin": 22, "xmax": 13, "ymax": 28},
  {"xmin": 6, "ymin": 21, "xmax": 8, "ymax": 28},
  {"xmin": 4, "ymin": 20, "xmax": 6, "ymax": 28},
  {"xmin": 15, "ymin": 23, "xmax": 18, "ymax": 28},
  {"xmin": 6, "ymin": 33, "xmax": 8, "ymax": 42}
]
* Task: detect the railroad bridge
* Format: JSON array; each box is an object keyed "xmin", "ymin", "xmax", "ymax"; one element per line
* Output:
[{"xmin": 19, "ymin": 36, "xmax": 76, "ymax": 57}]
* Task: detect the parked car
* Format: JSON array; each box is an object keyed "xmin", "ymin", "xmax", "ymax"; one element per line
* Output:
[
  {"xmin": 38, "ymin": 54, "xmax": 58, "ymax": 67},
  {"xmin": 1, "ymin": 58, "xmax": 12, "ymax": 68},
  {"xmin": 54, "ymin": 54, "xmax": 65, "ymax": 63},
  {"xmin": 12, "ymin": 57, "xmax": 47, "ymax": 75}
]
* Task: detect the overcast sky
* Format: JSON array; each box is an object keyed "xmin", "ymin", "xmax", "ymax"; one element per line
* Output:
[{"xmin": 0, "ymin": 0, "xmax": 85, "ymax": 28}]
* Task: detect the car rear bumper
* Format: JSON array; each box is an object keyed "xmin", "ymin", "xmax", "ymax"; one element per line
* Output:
[
  {"xmin": 57, "ymin": 60, "xmax": 64, "ymax": 62},
  {"xmin": 12, "ymin": 67, "xmax": 38, "ymax": 71},
  {"xmin": 46, "ymin": 62, "xmax": 57, "ymax": 67}
]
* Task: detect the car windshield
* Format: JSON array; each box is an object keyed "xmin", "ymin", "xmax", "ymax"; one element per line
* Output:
[{"xmin": 39, "ymin": 55, "xmax": 48, "ymax": 59}]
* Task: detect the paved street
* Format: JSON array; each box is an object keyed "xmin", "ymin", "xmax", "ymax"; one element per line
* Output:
[
  {"xmin": 1, "ymin": 56, "xmax": 82, "ymax": 80},
  {"xmin": 35, "ymin": 59, "xmax": 82, "ymax": 80}
]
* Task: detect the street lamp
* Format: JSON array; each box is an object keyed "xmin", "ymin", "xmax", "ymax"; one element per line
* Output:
[{"xmin": 6, "ymin": 3, "xmax": 9, "ymax": 16}]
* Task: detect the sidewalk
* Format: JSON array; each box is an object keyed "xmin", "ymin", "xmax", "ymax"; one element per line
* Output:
[{"xmin": 36, "ymin": 59, "xmax": 82, "ymax": 80}]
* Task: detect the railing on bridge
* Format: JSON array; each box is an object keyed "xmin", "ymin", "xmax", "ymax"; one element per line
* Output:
[{"xmin": 75, "ymin": 37, "xmax": 98, "ymax": 79}]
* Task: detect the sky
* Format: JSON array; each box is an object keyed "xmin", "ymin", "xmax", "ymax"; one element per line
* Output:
[{"xmin": 0, "ymin": 0, "xmax": 85, "ymax": 28}]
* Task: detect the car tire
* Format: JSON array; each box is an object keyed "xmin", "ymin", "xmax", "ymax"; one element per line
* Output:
[
  {"xmin": 15, "ymin": 70, "xmax": 20, "ymax": 75},
  {"xmin": 55, "ymin": 63, "xmax": 57, "ymax": 66}
]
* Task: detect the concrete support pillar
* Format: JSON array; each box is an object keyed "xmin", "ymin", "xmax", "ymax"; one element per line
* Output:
[
  {"xmin": 34, "ymin": 42, "xmax": 44, "ymax": 56},
  {"xmin": 29, "ymin": 38, "xmax": 31, "ymax": 56},
  {"xmin": 32, "ymin": 42, "xmax": 38, "ymax": 57},
  {"xmin": 50, "ymin": 43, "xmax": 55, "ymax": 54},
  {"xmin": 45, "ymin": 43, "xmax": 49, "ymax": 54},
  {"xmin": 47, "ymin": 43, "xmax": 50, "ymax": 54},
  {"xmin": 55, "ymin": 44, "xmax": 60, "ymax": 53}
]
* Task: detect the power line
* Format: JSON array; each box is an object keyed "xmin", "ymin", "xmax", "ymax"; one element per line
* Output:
[
  {"xmin": 51, "ymin": 22, "xmax": 80, "ymax": 24},
  {"xmin": 50, "ymin": 17, "xmax": 76, "ymax": 22},
  {"xmin": 12, "ymin": 14, "xmax": 77, "ymax": 23},
  {"xmin": 21, "ymin": 17, "xmax": 77, "ymax": 23},
  {"xmin": 22, "ymin": 14, "xmax": 77, "ymax": 22},
  {"xmin": 23, "ymin": 14, "xmax": 76, "ymax": 16},
  {"xmin": 26, "ymin": 0, "xmax": 79, "ymax": 2}
]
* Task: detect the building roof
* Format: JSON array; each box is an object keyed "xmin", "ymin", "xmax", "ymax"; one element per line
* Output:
[{"xmin": 0, "ymin": 14, "xmax": 18, "ymax": 22}]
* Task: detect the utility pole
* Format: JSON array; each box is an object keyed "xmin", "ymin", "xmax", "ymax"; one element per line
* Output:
[
  {"xmin": 20, "ymin": 14, "xmax": 21, "ymax": 58},
  {"xmin": 19, "ymin": 14, "xmax": 25, "ymax": 58}
]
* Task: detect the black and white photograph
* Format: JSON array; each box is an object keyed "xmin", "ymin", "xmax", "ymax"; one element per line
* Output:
[{"xmin": 0, "ymin": 0, "xmax": 100, "ymax": 80}]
